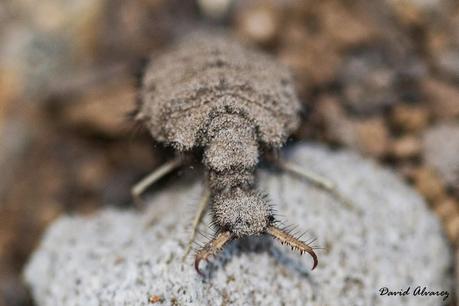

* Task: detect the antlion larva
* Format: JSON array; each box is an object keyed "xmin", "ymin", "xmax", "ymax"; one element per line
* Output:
[{"xmin": 131, "ymin": 31, "xmax": 343, "ymax": 274}]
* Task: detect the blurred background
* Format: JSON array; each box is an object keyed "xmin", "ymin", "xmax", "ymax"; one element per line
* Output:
[{"xmin": 0, "ymin": 0, "xmax": 458, "ymax": 305}]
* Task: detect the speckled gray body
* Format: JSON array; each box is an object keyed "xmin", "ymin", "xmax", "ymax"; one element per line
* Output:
[
  {"xmin": 136, "ymin": 32, "xmax": 300, "ymax": 150},
  {"xmin": 134, "ymin": 32, "xmax": 301, "ymax": 242}
]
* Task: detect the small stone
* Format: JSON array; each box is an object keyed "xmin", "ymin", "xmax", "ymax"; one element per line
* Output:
[
  {"xmin": 413, "ymin": 167, "xmax": 446, "ymax": 203},
  {"xmin": 387, "ymin": 0, "xmax": 451, "ymax": 25},
  {"xmin": 422, "ymin": 79, "xmax": 459, "ymax": 120},
  {"xmin": 435, "ymin": 48, "xmax": 459, "ymax": 81},
  {"xmin": 353, "ymin": 118, "xmax": 390, "ymax": 157},
  {"xmin": 390, "ymin": 104, "xmax": 430, "ymax": 133},
  {"xmin": 0, "ymin": 27, "xmax": 73, "ymax": 100},
  {"xmin": 235, "ymin": 2, "xmax": 281, "ymax": 46},
  {"xmin": 390, "ymin": 135, "xmax": 421, "ymax": 159},
  {"xmin": 11, "ymin": 0, "xmax": 105, "ymax": 34},
  {"xmin": 316, "ymin": 98, "xmax": 390, "ymax": 157},
  {"xmin": 0, "ymin": 119, "xmax": 32, "ymax": 198},
  {"xmin": 387, "ymin": 0, "xmax": 426, "ymax": 25},
  {"xmin": 316, "ymin": 0, "xmax": 375, "ymax": 46},
  {"xmin": 435, "ymin": 197, "xmax": 459, "ymax": 221},
  {"xmin": 148, "ymin": 295, "xmax": 162, "ymax": 304},
  {"xmin": 278, "ymin": 41, "xmax": 339, "ymax": 88},
  {"xmin": 198, "ymin": 0, "xmax": 233, "ymax": 19},
  {"xmin": 338, "ymin": 44, "xmax": 423, "ymax": 116},
  {"xmin": 423, "ymin": 5, "xmax": 459, "ymax": 81},
  {"xmin": 445, "ymin": 215, "xmax": 459, "ymax": 244},
  {"xmin": 278, "ymin": 31, "xmax": 340, "ymax": 88},
  {"xmin": 75, "ymin": 155, "xmax": 110, "ymax": 190},
  {"xmin": 0, "ymin": 0, "xmax": 107, "ymax": 100},
  {"xmin": 59, "ymin": 80, "xmax": 135, "ymax": 137},
  {"xmin": 0, "ymin": 68, "xmax": 20, "ymax": 117},
  {"xmin": 422, "ymin": 123, "xmax": 459, "ymax": 188},
  {"xmin": 315, "ymin": 96, "xmax": 355, "ymax": 145},
  {"xmin": 276, "ymin": 1, "xmax": 355, "ymax": 88}
]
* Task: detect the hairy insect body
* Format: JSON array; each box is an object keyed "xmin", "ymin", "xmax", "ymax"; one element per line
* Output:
[
  {"xmin": 204, "ymin": 113, "xmax": 271, "ymax": 237},
  {"xmin": 135, "ymin": 32, "xmax": 318, "ymax": 273},
  {"xmin": 137, "ymin": 33, "xmax": 300, "ymax": 151}
]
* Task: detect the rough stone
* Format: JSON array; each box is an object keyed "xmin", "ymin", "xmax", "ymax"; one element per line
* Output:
[
  {"xmin": 423, "ymin": 79, "xmax": 459, "ymax": 120},
  {"xmin": 338, "ymin": 44, "xmax": 424, "ymax": 116},
  {"xmin": 24, "ymin": 144, "xmax": 453, "ymax": 306},
  {"xmin": 413, "ymin": 166, "xmax": 446, "ymax": 203},
  {"xmin": 235, "ymin": 1, "xmax": 281, "ymax": 45},
  {"xmin": 390, "ymin": 104, "xmax": 430, "ymax": 133},
  {"xmin": 59, "ymin": 80, "xmax": 135, "ymax": 137},
  {"xmin": 390, "ymin": 135, "xmax": 421, "ymax": 159},
  {"xmin": 422, "ymin": 123, "xmax": 459, "ymax": 188}
]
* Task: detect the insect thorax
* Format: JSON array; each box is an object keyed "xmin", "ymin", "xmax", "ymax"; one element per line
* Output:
[
  {"xmin": 204, "ymin": 113, "xmax": 258, "ymax": 174},
  {"xmin": 203, "ymin": 113, "xmax": 273, "ymax": 237}
]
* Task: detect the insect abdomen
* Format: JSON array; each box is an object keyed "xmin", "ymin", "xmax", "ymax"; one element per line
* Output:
[{"xmin": 138, "ymin": 32, "xmax": 301, "ymax": 150}]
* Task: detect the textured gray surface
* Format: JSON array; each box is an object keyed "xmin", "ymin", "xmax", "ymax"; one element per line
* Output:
[
  {"xmin": 24, "ymin": 144, "xmax": 452, "ymax": 306},
  {"xmin": 422, "ymin": 122, "xmax": 459, "ymax": 187}
]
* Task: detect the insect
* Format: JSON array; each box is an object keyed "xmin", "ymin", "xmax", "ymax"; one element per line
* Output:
[{"xmin": 131, "ymin": 31, "xmax": 349, "ymax": 275}]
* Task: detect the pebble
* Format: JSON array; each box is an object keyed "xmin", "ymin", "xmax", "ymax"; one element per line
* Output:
[
  {"xmin": 390, "ymin": 135, "xmax": 421, "ymax": 159},
  {"xmin": 422, "ymin": 123, "xmax": 459, "ymax": 188},
  {"xmin": 235, "ymin": 2, "xmax": 281, "ymax": 45},
  {"xmin": 390, "ymin": 104, "xmax": 430, "ymax": 133},
  {"xmin": 423, "ymin": 79, "xmax": 459, "ymax": 120},
  {"xmin": 413, "ymin": 167, "xmax": 446, "ymax": 203}
]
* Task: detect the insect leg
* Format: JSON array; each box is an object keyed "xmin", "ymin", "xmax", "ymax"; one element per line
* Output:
[
  {"xmin": 182, "ymin": 189, "xmax": 210, "ymax": 261},
  {"xmin": 131, "ymin": 158, "xmax": 182, "ymax": 205},
  {"xmin": 274, "ymin": 159, "xmax": 358, "ymax": 211}
]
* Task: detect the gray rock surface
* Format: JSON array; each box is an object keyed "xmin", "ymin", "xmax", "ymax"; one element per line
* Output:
[
  {"xmin": 422, "ymin": 122, "xmax": 459, "ymax": 187},
  {"xmin": 24, "ymin": 144, "xmax": 453, "ymax": 306}
]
